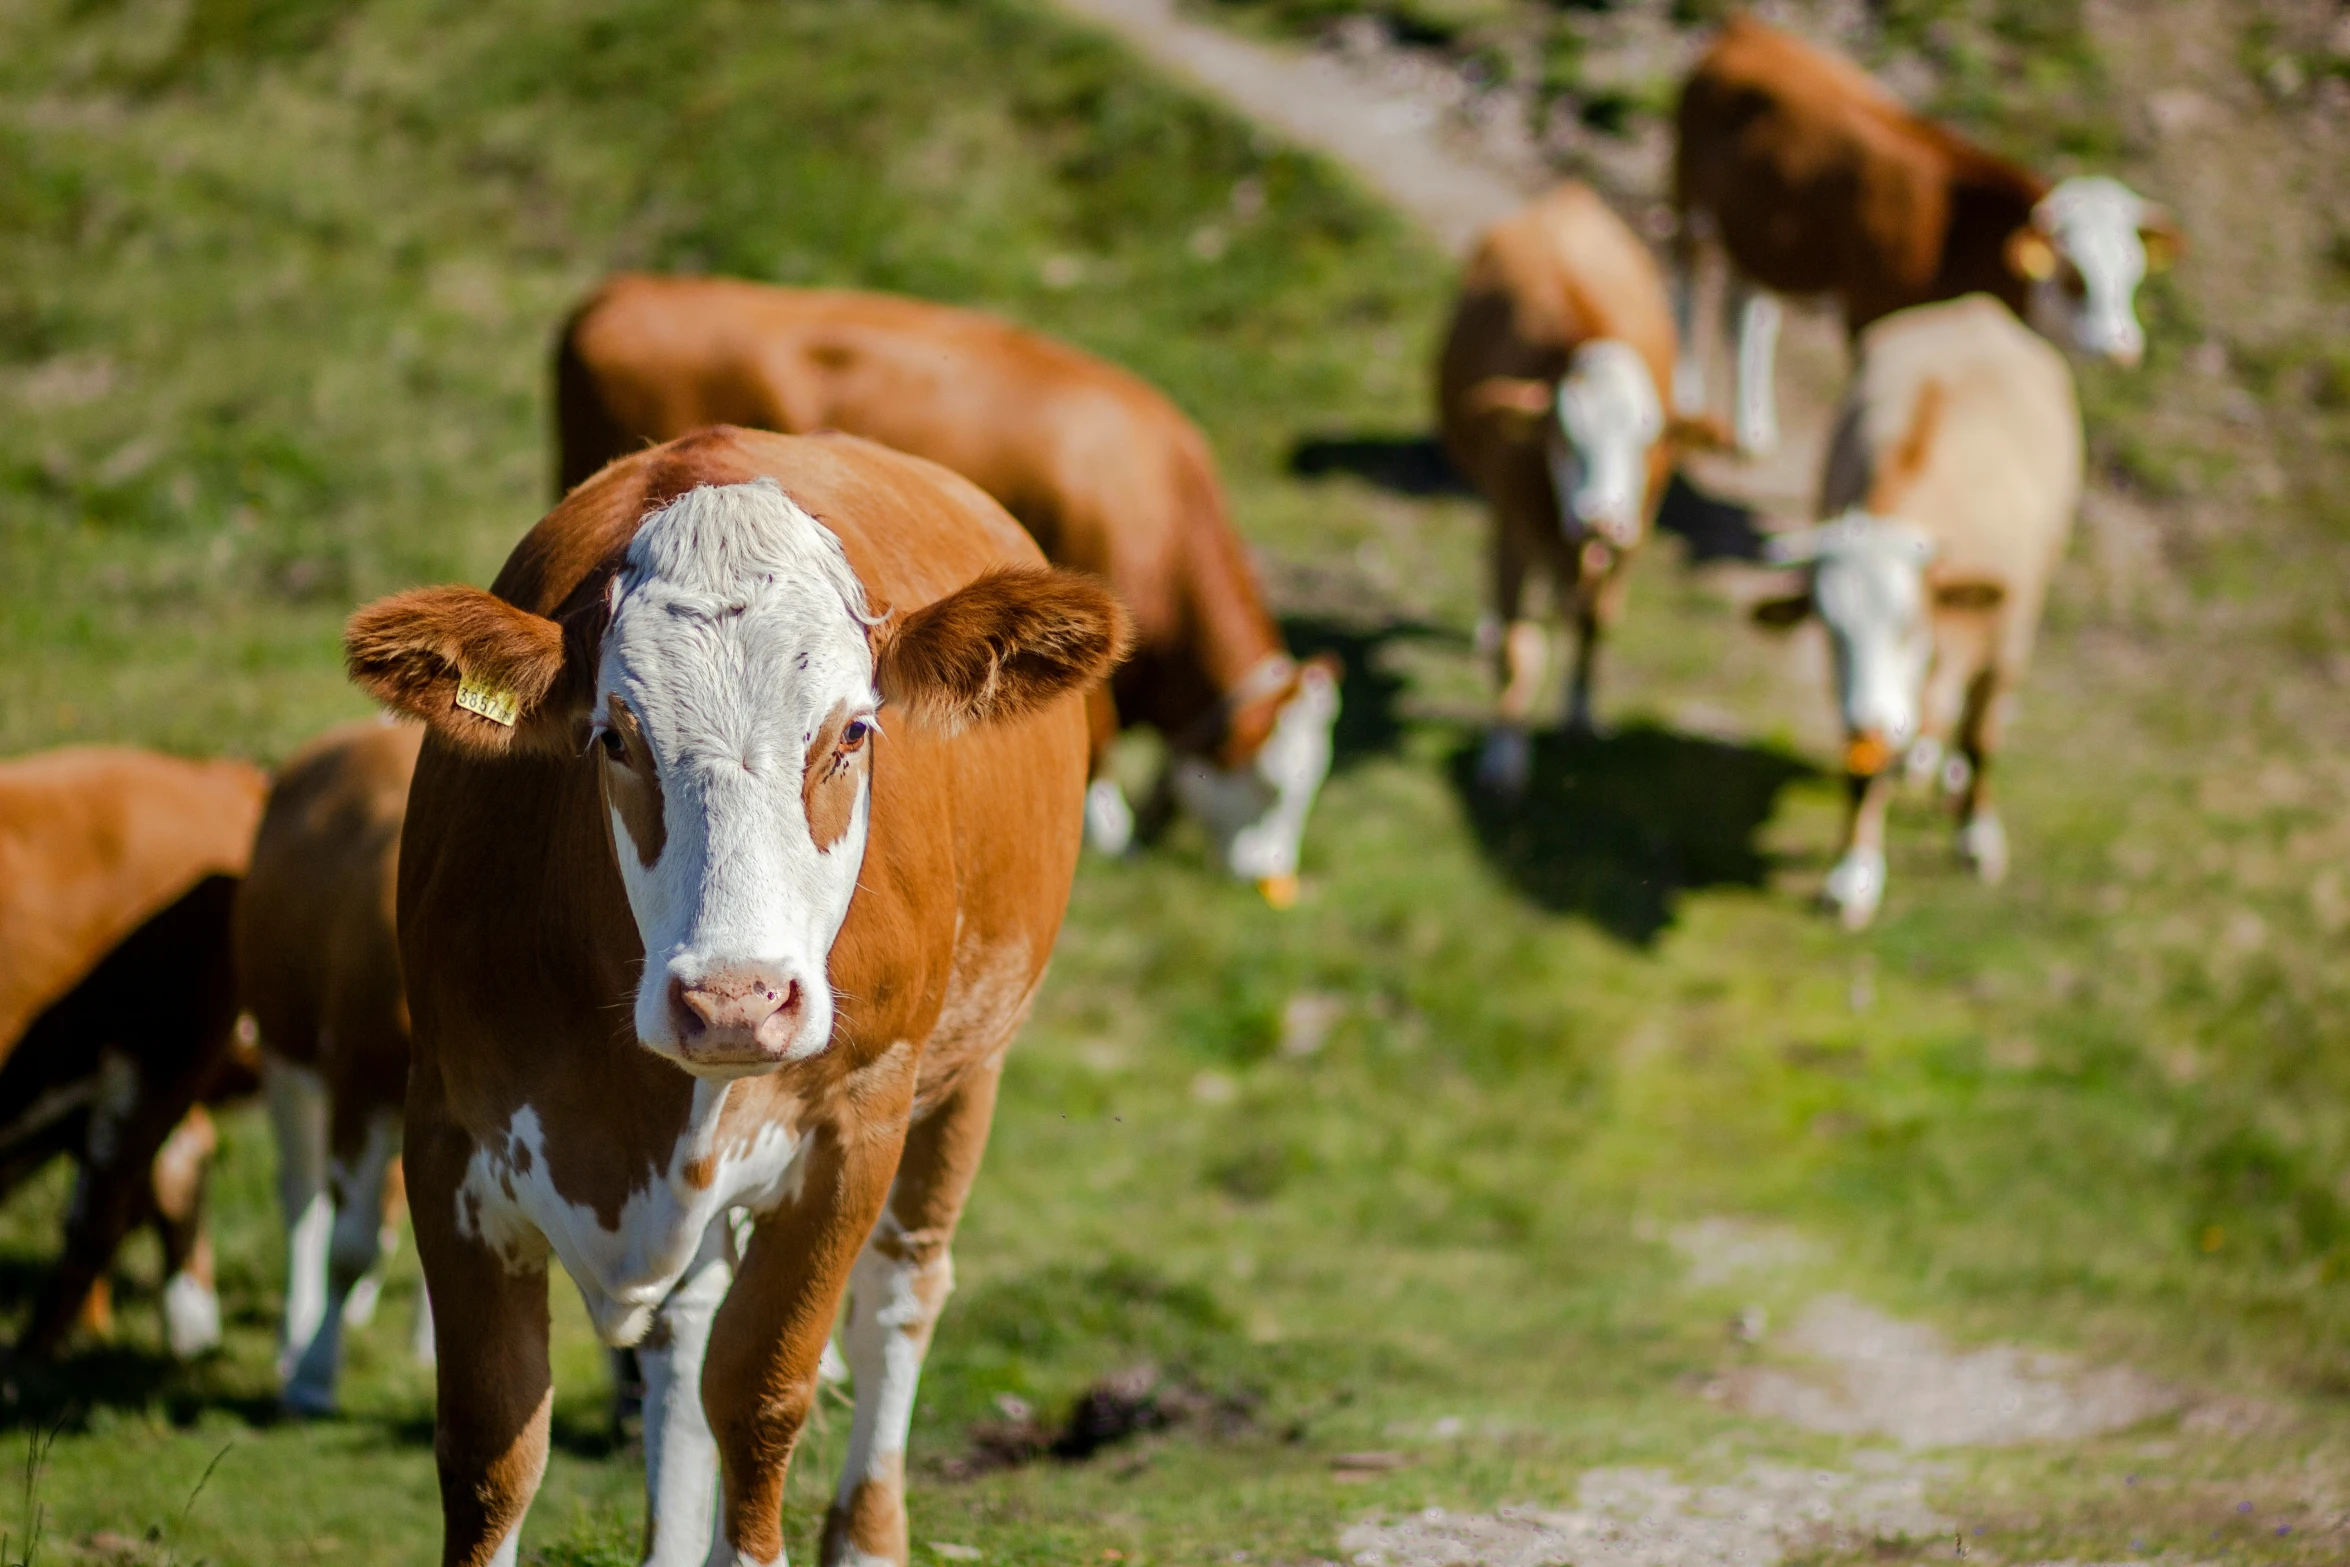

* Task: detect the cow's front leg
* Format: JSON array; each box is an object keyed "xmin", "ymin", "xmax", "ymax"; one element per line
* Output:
[
  {"xmin": 1727, "ymin": 278, "xmax": 1783, "ymax": 457},
  {"xmin": 825, "ymin": 1064, "xmax": 1002, "ymax": 1567},
  {"xmin": 412, "ymin": 1123, "xmax": 552, "ymax": 1567},
  {"xmin": 150, "ymin": 1105, "xmax": 222, "ymax": 1358},
  {"xmin": 639, "ymin": 1218, "xmax": 736, "ymax": 1567},
  {"xmin": 705, "ymin": 1110, "xmax": 912, "ymax": 1567},
  {"xmin": 1823, "ymin": 767, "xmax": 1895, "ymax": 930}
]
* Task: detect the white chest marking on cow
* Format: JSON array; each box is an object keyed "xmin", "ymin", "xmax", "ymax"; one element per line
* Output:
[{"xmin": 454, "ymin": 1080, "xmax": 808, "ymax": 1346}]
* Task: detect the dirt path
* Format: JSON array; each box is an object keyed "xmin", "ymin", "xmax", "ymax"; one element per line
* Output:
[{"xmin": 1047, "ymin": 0, "xmax": 1532, "ymax": 256}]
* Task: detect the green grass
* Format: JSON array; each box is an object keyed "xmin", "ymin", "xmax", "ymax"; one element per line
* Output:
[{"xmin": 6, "ymin": 0, "xmax": 2350, "ymax": 1562}]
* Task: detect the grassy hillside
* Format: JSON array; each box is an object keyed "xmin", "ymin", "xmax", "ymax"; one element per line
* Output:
[{"xmin": 4, "ymin": 0, "xmax": 2350, "ymax": 1562}]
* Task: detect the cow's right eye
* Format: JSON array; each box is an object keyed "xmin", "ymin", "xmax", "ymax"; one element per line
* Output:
[{"xmin": 599, "ymin": 728, "xmax": 626, "ymax": 761}]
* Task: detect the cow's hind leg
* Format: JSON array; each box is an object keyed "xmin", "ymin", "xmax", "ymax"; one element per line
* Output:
[
  {"xmin": 1080, "ymin": 683, "xmax": 1135, "ymax": 856},
  {"xmin": 637, "ymin": 1218, "xmax": 734, "ymax": 1567},
  {"xmin": 1671, "ymin": 211, "xmax": 1718, "ymax": 416},
  {"xmin": 824, "ymin": 1066, "xmax": 1002, "ymax": 1567},
  {"xmin": 285, "ymin": 1107, "xmax": 402, "ymax": 1414},
  {"xmin": 266, "ymin": 1056, "xmax": 334, "ymax": 1403},
  {"xmin": 151, "ymin": 1105, "xmax": 222, "ymax": 1358},
  {"xmin": 1952, "ymin": 667, "xmax": 2008, "ymax": 883},
  {"xmin": 1726, "ymin": 276, "xmax": 1783, "ymax": 457}
]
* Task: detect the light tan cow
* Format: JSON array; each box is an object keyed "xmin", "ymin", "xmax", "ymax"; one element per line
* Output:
[
  {"xmin": 556, "ymin": 274, "xmax": 1337, "ymax": 904},
  {"xmin": 1437, "ymin": 181, "xmax": 1711, "ymax": 790},
  {"xmin": 236, "ymin": 717, "xmax": 431, "ymax": 1412},
  {"xmin": 343, "ymin": 426, "xmax": 1127, "ymax": 1566},
  {"xmin": 1751, "ymin": 294, "xmax": 2081, "ymax": 927},
  {"xmin": 1674, "ymin": 12, "xmax": 2179, "ymax": 453},
  {"xmin": 0, "ymin": 747, "xmax": 266, "ymax": 1358}
]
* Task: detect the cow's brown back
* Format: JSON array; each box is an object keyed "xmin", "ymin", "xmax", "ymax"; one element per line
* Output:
[
  {"xmin": 1675, "ymin": 14, "xmax": 2045, "ymax": 328},
  {"xmin": 556, "ymin": 277, "xmax": 1283, "ymax": 746},
  {"xmin": 0, "ymin": 749, "xmax": 266, "ymax": 1056}
]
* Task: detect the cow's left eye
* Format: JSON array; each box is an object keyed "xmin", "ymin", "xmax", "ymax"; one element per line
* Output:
[{"xmin": 841, "ymin": 718, "xmax": 871, "ymax": 750}]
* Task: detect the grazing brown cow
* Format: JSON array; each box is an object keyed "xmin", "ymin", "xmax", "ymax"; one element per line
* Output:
[
  {"xmin": 1751, "ymin": 295, "xmax": 2081, "ymax": 928},
  {"xmin": 236, "ymin": 717, "xmax": 432, "ymax": 1413},
  {"xmin": 0, "ymin": 747, "xmax": 266, "ymax": 1359},
  {"xmin": 1673, "ymin": 12, "xmax": 2179, "ymax": 453},
  {"xmin": 343, "ymin": 426, "xmax": 1127, "ymax": 1566},
  {"xmin": 1437, "ymin": 182, "xmax": 1709, "ymax": 790},
  {"xmin": 556, "ymin": 274, "xmax": 1337, "ymax": 905}
]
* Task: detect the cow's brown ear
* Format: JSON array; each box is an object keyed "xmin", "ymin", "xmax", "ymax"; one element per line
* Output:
[
  {"xmin": 1933, "ymin": 578, "xmax": 2006, "ymax": 612},
  {"xmin": 875, "ymin": 567, "xmax": 1133, "ymax": 734},
  {"xmin": 2004, "ymin": 226, "xmax": 2059, "ymax": 282},
  {"xmin": 2139, "ymin": 209, "xmax": 2184, "ymax": 273},
  {"xmin": 344, "ymin": 586, "xmax": 581, "ymax": 759},
  {"xmin": 1750, "ymin": 592, "xmax": 1814, "ymax": 629}
]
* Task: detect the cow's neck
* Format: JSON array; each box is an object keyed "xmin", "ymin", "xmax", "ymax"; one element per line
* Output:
[{"xmin": 1937, "ymin": 158, "xmax": 2049, "ymax": 315}]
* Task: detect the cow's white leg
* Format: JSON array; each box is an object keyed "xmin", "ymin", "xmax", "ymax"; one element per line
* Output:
[
  {"xmin": 284, "ymin": 1108, "xmax": 400, "ymax": 1414},
  {"xmin": 1824, "ymin": 771, "xmax": 1894, "ymax": 930},
  {"xmin": 831, "ymin": 1213, "xmax": 954, "ymax": 1567},
  {"xmin": 639, "ymin": 1219, "xmax": 736, "ymax": 1567},
  {"xmin": 411, "ymin": 1275, "xmax": 438, "ymax": 1366},
  {"xmin": 1083, "ymin": 778, "xmax": 1135, "ymax": 857},
  {"xmin": 151, "ymin": 1106, "xmax": 222, "ymax": 1359},
  {"xmin": 1731, "ymin": 286, "xmax": 1783, "ymax": 457},
  {"xmin": 1672, "ymin": 261, "xmax": 1706, "ymax": 415},
  {"xmin": 265, "ymin": 1057, "xmax": 332, "ymax": 1395}
]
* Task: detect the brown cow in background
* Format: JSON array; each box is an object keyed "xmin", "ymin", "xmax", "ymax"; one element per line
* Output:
[
  {"xmin": 1438, "ymin": 181, "xmax": 1713, "ymax": 792},
  {"xmin": 1673, "ymin": 12, "xmax": 2179, "ymax": 454},
  {"xmin": 235, "ymin": 717, "xmax": 432, "ymax": 1413},
  {"xmin": 555, "ymin": 275, "xmax": 1337, "ymax": 906},
  {"xmin": 0, "ymin": 747, "xmax": 266, "ymax": 1360}
]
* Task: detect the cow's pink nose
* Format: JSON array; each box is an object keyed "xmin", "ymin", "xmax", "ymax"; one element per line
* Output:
[{"xmin": 670, "ymin": 973, "xmax": 801, "ymax": 1056}]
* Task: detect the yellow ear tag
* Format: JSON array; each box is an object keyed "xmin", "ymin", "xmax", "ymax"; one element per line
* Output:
[{"xmin": 454, "ymin": 672, "xmax": 520, "ymax": 727}]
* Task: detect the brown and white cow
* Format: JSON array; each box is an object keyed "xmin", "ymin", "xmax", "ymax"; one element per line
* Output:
[
  {"xmin": 343, "ymin": 426, "xmax": 1127, "ymax": 1566},
  {"xmin": 0, "ymin": 747, "xmax": 266, "ymax": 1359},
  {"xmin": 1437, "ymin": 182, "xmax": 1712, "ymax": 790},
  {"xmin": 236, "ymin": 717, "xmax": 433, "ymax": 1413},
  {"xmin": 1674, "ymin": 12, "xmax": 2180, "ymax": 453},
  {"xmin": 556, "ymin": 274, "xmax": 1336, "ymax": 906},
  {"xmin": 1751, "ymin": 295, "xmax": 2080, "ymax": 928}
]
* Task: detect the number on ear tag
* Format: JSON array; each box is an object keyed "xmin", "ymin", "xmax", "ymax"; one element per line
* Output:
[{"xmin": 454, "ymin": 672, "xmax": 520, "ymax": 727}]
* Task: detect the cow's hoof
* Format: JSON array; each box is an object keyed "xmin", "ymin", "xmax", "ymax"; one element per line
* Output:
[
  {"xmin": 1822, "ymin": 848, "xmax": 1885, "ymax": 930},
  {"xmin": 1477, "ymin": 727, "xmax": 1532, "ymax": 796},
  {"xmin": 161, "ymin": 1272, "xmax": 222, "ymax": 1360},
  {"xmin": 1958, "ymin": 812, "xmax": 2008, "ymax": 884},
  {"xmin": 1083, "ymin": 778, "xmax": 1136, "ymax": 857}
]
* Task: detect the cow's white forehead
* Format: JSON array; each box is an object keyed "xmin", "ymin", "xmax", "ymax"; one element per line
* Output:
[
  {"xmin": 1558, "ymin": 339, "xmax": 1661, "ymax": 441},
  {"xmin": 606, "ymin": 480, "xmax": 875, "ymax": 738},
  {"xmin": 2036, "ymin": 175, "xmax": 2146, "ymax": 241}
]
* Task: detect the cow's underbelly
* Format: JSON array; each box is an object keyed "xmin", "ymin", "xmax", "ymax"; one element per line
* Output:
[{"xmin": 456, "ymin": 1085, "xmax": 808, "ymax": 1347}]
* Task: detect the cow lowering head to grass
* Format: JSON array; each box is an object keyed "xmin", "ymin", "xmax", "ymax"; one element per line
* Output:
[
  {"xmin": 1672, "ymin": 13, "xmax": 2181, "ymax": 455},
  {"xmin": 344, "ymin": 426, "xmax": 1127, "ymax": 1567},
  {"xmin": 1751, "ymin": 296, "xmax": 2081, "ymax": 929},
  {"xmin": 555, "ymin": 275, "xmax": 1338, "ymax": 908},
  {"xmin": 1438, "ymin": 181, "xmax": 1726, "ymax": 793}
]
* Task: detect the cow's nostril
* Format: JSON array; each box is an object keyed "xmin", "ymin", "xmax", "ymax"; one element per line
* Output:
[{"xmin": 671, "ymin": 976, "xmax": 712, "ymax": 1038}]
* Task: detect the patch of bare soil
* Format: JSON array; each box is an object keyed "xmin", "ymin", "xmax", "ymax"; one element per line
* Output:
[
  {"xmin": 1338, "ymin": 1458, "xmax": 1949, "ymax": 1567},
  {"xmin": 1720, "ymin": 1294, "xmax": 2178, "ymax": 1450}
]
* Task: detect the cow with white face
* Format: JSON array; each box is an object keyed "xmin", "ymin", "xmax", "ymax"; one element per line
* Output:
[
  {"xmin": 1752, "ymin": 297, "xmax": 2081, "ymax": 929},
  {"xmin": 1674, "ymin": 15, "xmax": 2179, "ymax": 456},
  {"xmin": 344, "ymin": 427, "xmax": 1127, "ymax": 1567},
  {"xmin": 1438, "ymin": 182, "xmax": 1717, "ymax": 792}
]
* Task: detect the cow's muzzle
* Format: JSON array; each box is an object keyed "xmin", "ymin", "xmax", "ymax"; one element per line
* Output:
[
  {"xmin": 1843, "ymin": 730, "xmax": 1896, "ymax": 779},
  {"xmin": 667, "ymin": 971, "xmax": 806, "ymax": 1068}
]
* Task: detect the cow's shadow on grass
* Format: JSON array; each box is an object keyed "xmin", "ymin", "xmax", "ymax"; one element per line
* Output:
[
  {"xmin": 1451, "ymin": 724, "xmax": 1814, "ymax": 945},
  {"xmin": 1288, "ymin": 433, "xmax": 1471, "ymax": 497},
  {"xmin": 1279, "ymin": 613, "xmax": 1467, "ymax": 769}
]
